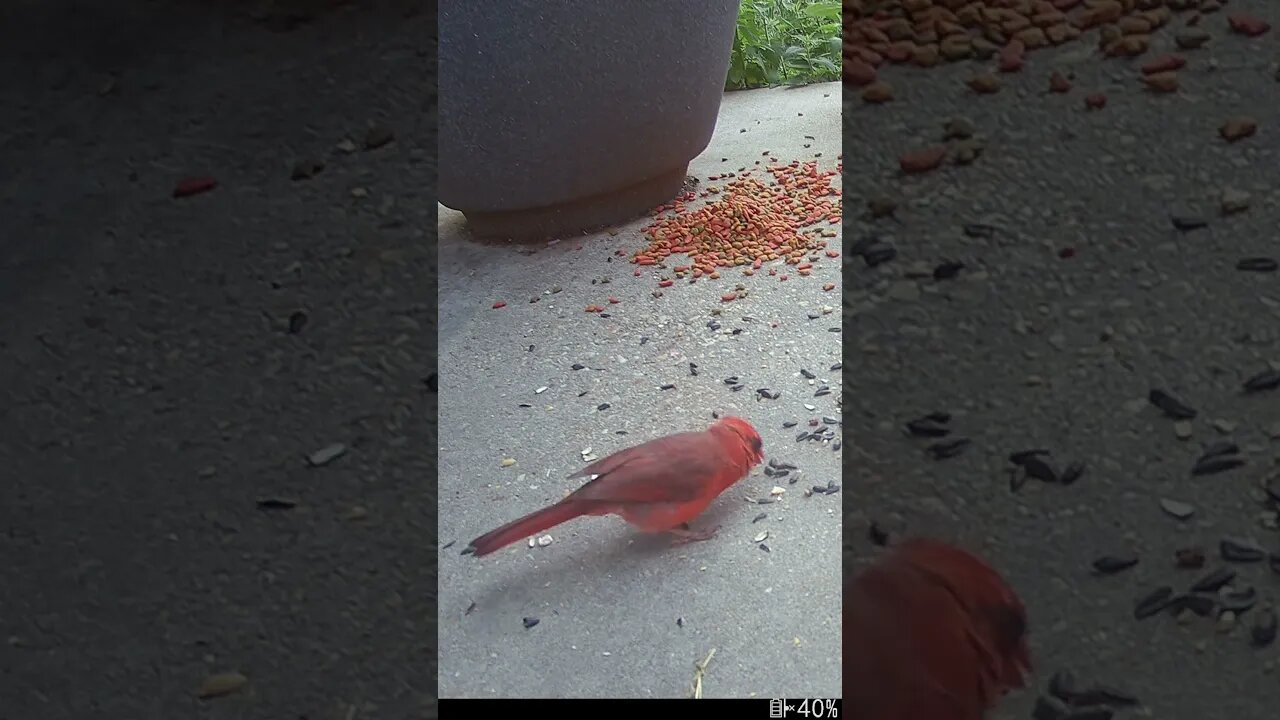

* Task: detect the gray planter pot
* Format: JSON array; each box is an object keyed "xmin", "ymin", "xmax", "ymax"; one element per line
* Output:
[{"xmin": 439, "ymin": 0, "xmax": 741, "ymax": 240}]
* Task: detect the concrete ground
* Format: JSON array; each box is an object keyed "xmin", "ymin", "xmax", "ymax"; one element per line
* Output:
[
  {"xmin": 1, "ymin": 3, "xmax": 435, "ymax": 719},
  {"xmin": 846, "ymin": 3, "xmax": 1280, "ymax": 719},
  {"xmin": 437, "ymin": 82, "xmax": 842, "ymax": 698}
]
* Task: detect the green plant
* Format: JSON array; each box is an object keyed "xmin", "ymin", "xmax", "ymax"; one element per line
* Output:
[{"xmin": 726, "ymin": 0, "xmax": 841, "ymax": 90}]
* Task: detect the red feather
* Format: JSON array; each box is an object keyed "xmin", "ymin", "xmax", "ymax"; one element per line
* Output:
[{"xmin": 846, "ymin": 538, "xmax": 1031, "ymax": 719}]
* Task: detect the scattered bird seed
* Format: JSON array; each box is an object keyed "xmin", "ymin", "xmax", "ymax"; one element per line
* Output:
[
  {"xmin": 869, "ymin": 522, "xmax": 890, "ymax": 547},
  {"xmin": 306, "ymin": 443, "xmax": 347, "ymax": 467},
  {"xmin": 1021, "ymin": 456, "xmax": 1059, "ymax": 484},
  {"xmin": 906, "ymin": 416, "xmax": 950, "ymax": 438},
  {"xmin": 933, "ymin": 261, "xmax": 964, "ymax": 280},
  {"xmin": 1191, "ymin": 567, "xmax": 1237, "ymax": 593},
  {"xmin": 752, "ymin": 513, "xmax": 767, "ymax": 524},
  {"xmin": 197, "ymin": 671, "xmax": 248, "ymax": 699},
  {"xmin": 927, "ymin": 438, "xmax": 970, "ymax": 460},
  {"xmin": 1171, "ymin": 215, "xmax": 1208, "ymax": 232},
  {"xmin": 1243, "ymin": 369, "xmax": 1280, "ymax": 393},
  {"xmin": 1221, "ymin": 587, "xmax": 1258, "ymax": 614},
  {"xmin": 256, "ymin": 497, "xmax": 297, "ymax": 510},
  {"xmin": 1092, "ymin": 555, "xmax": 1138, "ymax": 575},
  {"xmin": 287, "ymin": 310, "xmax": 308, "ymax": 334},
  {"xmin": 1134, "ymin": 586, "xmax": 1175, "ymax": 619},
  {"xmin": 1221, "ymin": 537, "xmax": 1265, "ymax": 563},
  {"xmin": 1148, "ymin": 389, "xmax": 1197, "ymax": 419},
  {"xmin": 1160, "ymin": 498, "xmax": 1195, "ymax": 520},
  {"xmin": 522, "ymin": 616, "xmax": 540, "ymax": 629},
  {"xmin": 1059, "ymin": 462, "xmax": 1085, "ymax": 485},
  {"xmin": 1237, "ymin": 257, "xmax": 1278, "ymax": 273},
  {"xmin": 1192, "ymin": 454, "xmax": 1245, "ymax": 476},
  {"xmin": 1171, "ymin": 593, "xmax": 1216, "ymax": 618}
]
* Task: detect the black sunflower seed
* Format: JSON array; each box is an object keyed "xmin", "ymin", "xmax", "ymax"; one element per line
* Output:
[
  {"xmin": 1199, "ymin": 441, "xmax": 1239, "ymax": 460},
  {"xmin": 800, "ymin": 368, "xmax": 816, "ymax": 379},
  {"xmin": 659, "ymin": 383, "xmax": 676, "ymax": 390},
  {"xmin": 773, "ymin": 461, "xmax": 797, "ymax": 471},
  {"xmin": 963, "ymin": 223, "xmax": 996, "ymax": 239},
  {"xmin": 869, "ymin": 522, "xmax": 890, "ymax": 546},
  {"xmin": 1191, "ymin": 567, "xmax": 1237, "ymax": 593},
  {"xmin": 824, "ymin": 480, "xmax": 840, "ymax": 494},
  {"xmin": 1009, "ymin": 449, "xmax": 1051, "ymax": 465},
  {"xmin": 1220, "ymin": 587, "xmax": 1258, "ymax": 614},
  {"xmin": 1058, "ymin": 462, "xmax": 1085, "ymax": 485},
  {"xmin": 1251, "ymin": 608, "xmax": 1277, "ymax": 647},
  {"xmin": 1092, "ymin": 555, "xmax": 1138, "ymax": 575},
  {"xmin": 832, "ymin": 440, "xmax": 841, "ymax": 451},
  {"xmin": 814, "ymin": 386, "xmax": 831, "ymax": 397},
  {"xmin": 287, "ymin": 311, "xmax": 308, "ymax": 334},
  {"xmin": 522, "ymin": 616, "xmax": 540, "ymax": 629},
  {"xmin": 257, "ymin": 497, "xmax": 297, "ymax": 510},
  {"xmin": 597, "ymin": 403, "xmax": 610, "ymax": 411},
  {"xmin": 689, "ymin": 363, "xmax": 698, "ymax": 376},
  {"xmin": 822, "ymin": 416, "xmax": 838, "ymax": 425},
  {"xmin": 1171, "ymin": 215, "xmax": 1208, "ymax": 231},
  {"xmin": 753, "ymin": 513, "xmax": 768, "ymax": 523},
  {"xmin": 1243, "ymin": 369, "xmax": 1280, "ymax": 393},
  {"xmin": 730, "ymin": 384, "xmax": 744, "ymax": 392},
  {"xmin": 1022, "ymin": 457, "xmax": 1058, "ymax": 483},
  {"xmin": 1169, "ymin": 593, "xmax": 1217, "ymax": 617},
  {"xmin": 1237, "ymin": 257, "xmax": 1279, "ymax": 273},
  {"xmin": 796, "ymin": 432, "xmax": 810, "ymax": 442},
  {"xmin": 1148, "ymin": 389, "xmax": 1196, "ymax": 419},
  {"xmin": 571, "ymin": 363, "xmax": 585, "ymax": 370},
  {"xmin": 829, "ymin": 363, "xmax": 842, "ymax": 371},
  {"xmin": 1221, "ymin": 538, "xmax": 1265, "ymax": 563},
  {"xmin": 933, "ymin": 261, "xmax": 965, "ymax": 280},
  {"xmin": 1134, "ymin": 586, "xmax": 1174, "ymax": 619},
  {"xmin": 862, "ymin": 243, "xmax": 897, "ymax": 267},
  {"xmin": 782, "ymin": 421, "xmax": 797, "ymax": 428},
  {"xmin": 1071, "ymin": 685, "xmax": 1140, "ymax": 708},
  {"xmin": 1193, "ymin": 455, "xmax": 1245, "ymax": 476},
  {"xmin": 906, "ymin": 418, "xmax": 950, "ymax": 438},
  {"xmin": 927, "ymin": 438, "xmax": 970, "ymax": 460}
]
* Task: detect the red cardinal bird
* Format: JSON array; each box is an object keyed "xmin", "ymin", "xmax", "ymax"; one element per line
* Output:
[
  {"xmin": 464, "ymin": 416, "xmax": 764, "ymax": 557},
  {"xmin": 846, "ymin": 537, "xmax": 1032, "ymax": 720}
]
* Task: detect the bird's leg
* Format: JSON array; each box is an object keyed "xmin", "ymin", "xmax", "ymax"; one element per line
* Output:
[{"xmin": 668, "ymin": 522, "xmax": 720, "ymax": 546}]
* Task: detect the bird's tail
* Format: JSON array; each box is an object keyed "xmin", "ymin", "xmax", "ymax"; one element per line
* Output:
[{"xmin": 464, "ymin": 501, "xmax": 589, "ymax": 557}]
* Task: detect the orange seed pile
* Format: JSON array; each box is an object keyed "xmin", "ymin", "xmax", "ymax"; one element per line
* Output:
[{"xmin": 631, "ymin": 160, "xmax": 842, "ymax": 282}]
